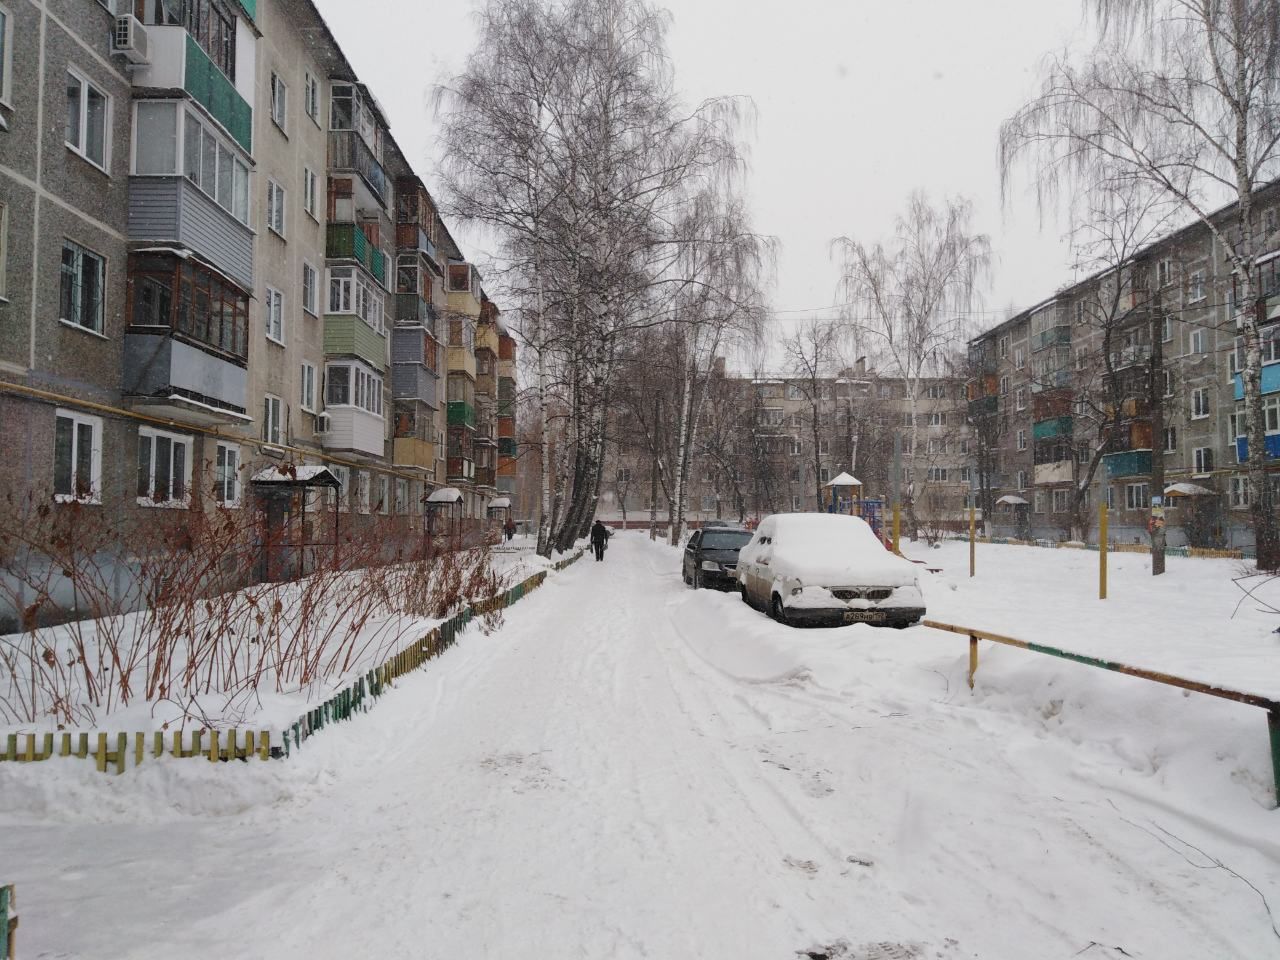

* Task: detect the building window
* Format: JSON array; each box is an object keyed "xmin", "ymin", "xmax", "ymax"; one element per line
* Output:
[
  {"xmin": 265, "ymin": 287, "xmax": 284, "ymax": 344},
  {"xmin": 214, "ymin": 442, "xmax": 240, "ymax": 506},
  {"xmin": 136, "ymin": 428, "xmax": 191, "ymax": 506},
  {"xmin": 329, "ymin": 464, "xmax": 349, "ymax": 512},
  {"xmin": 1164, "ymin": 426, "xmax": 1177, "ymax": 453},
  {"xmin": 394, "ymin": 477, "xmax": 408, "ymax": 514},
  {"xmin": 304, "ymin": 71, "xmax": 321, "ymax": 125},
  {"xmin": 928, "ymin": 438, "xmax": 947, "ymax": 454},
  {"xmin": 1014, "ymin": 347, "xmax": 1025, "ymax": 370},
  {"xmin": 1016, "ymin": 429, "xmax": 1027, "ymax": 451},
  {"xmin": 60, "ymin": 240, "xmax": 105, "ymax": 333},
  {"xmin": 267, "ymin": 180, "xmax": 286, "ymax": 237},
  {"xmin": 960, "ymin": 466, "xmax": 972, "ymax": 483},
  {"xmin": 355, "ymin": 470, "xmax": 370, "ymax": 514},
  {"xmin": 160, "ymin": 0, "xmax": 237, "ymax": 79},
  {"xmin": 819, "ymin": 466, "xmax": 830, "ymax": 483},
  {"xmin": 300, "ymin": 361, "xmax": 316, "ymax": 412},
  {"xmin": 1033, "ymin": 490, "xmax": 1045, "ymax": 513},
  {"xmin": 1231, "ymin": 476, "xmax": 1250, "ymax": 509},
  {"xmin": 1000, "ymin": 375, "xmax": 1010, "ymax": 396},
  {"xmin": 127, "ymin": 252, "xmax": 249, "ymax": 358},
  {"xmin": 324, "ymin": 363, "xmax": 383, "ymax": 416},
  {"xmin": 53, "ymin": 409, "xmax": 102, "ymax": 503},
  {"xmin": 925, "ymin": 383, "xmax": 947, "ymax": 399},
  {"xmin": 1164, "ymin": 369, "xmax": 1174, "ymax": 397},
  {"xmin": 270, "ymin": 72, "xmax": 288, "ymax": 131},
  {"xmin": 1193, "ymin": 446, "xmax": 1214, "ymax": 474},
  {"xmin": 1188, "ymin": 270, "xmax": 1206, "ymax": 303},
  {"xmin": 262, "ymin": 394, "xmax": 282, "ymax": 445},
  {"xmin": 1162, "ymin": 314, "xmax": 1173, "ymax": 342},
  {"xmin": 1190, "ymin": 327, "xmax": 1207, "ymax": 354},
  {"xmin": 1017, "ymin": 470, "xmax": 1027, "ymax": 491},
  {"xmin": 1015, "ymin": 387, "xmax": 1026, "ymax": 411},
  {"xmin": 927, "ymin": 467, "xmax": 949, "ymax": 482},
  {"xmin": 1191, "ymin": 387, "xmax": 1210, "ymax": 419},
  {"xmin": 302, "ymin": 262, "xmax": 319, "ymax": 316},
  {"xmin": 928, "ymin": 412, "xmax": 945, "ymax": 426},
  {"xmin": 177, "ymin": 107, "xmax": 250, "ymax": 224},
  {"xmin": 303, "ymin": 167, "xmax": 318, "ymax": 220},
  {"xmin": 791, "ymin": 495, "xmax": 802, "ymax": 511},
  {"xmin": 0, "ymin": 201, "xmax": 8, "ymax": 301},
  {"xmin": 377, "ymin": 475, "xmax": 390, "ymax": 514},
  {"xmin": 65, "ymin": 69, "xmax": 110, "ymax": 171},
  {"xmin": 819, "ymin": 438, "xmax": 831, "ymax": 454},
  {"xmin": 1125, "ymin": 482, "xmax": 1149, "ymax": 510},
  {"xmin": 327, "ymin": 267, "xmax": 385, "ymax": 334},
  {"xmin": 1106, "ymin": 485, "xmax": 1115, "ymax": 509},
  {"xmin": 1052, "ymin": 488, "xmax": 1069, "ymax": 513},
  {"xmin": 0, "ymin": 6, "xmax": 11, "ymax": 106},
  {"xmin": 999, "ymin": 336, "xmax": 1009, "ymax": 359}
]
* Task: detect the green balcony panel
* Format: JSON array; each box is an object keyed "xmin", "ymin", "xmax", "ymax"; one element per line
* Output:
[
  {"xmin": 1103, "ymin": 449, "xmax": 1152, "ymax": 479},
  {"xmin": 499, "ymin": 437, "xmax": 518, "ymax": 458},
  {"xmin": 326, "ymin": 223, "xmax": 371, "ymax": 268},
  {"xmin": 448, "ymin": 401, "xmax": 476, "ymax": 427},
  {"xmin": 185, "ymin": 36, "xmax": 252, "ymax": 152},
  {"xmin": 1032, "ymin": 416, "xmax": 1073, "ymax": 441},
  {"xmin": 324, "ymin": 315, "xmax": 386, "ymax": 371},
  {"xmin": 968, "ymin": 394, "xmax": 998, "ymax": 419},
  {"xmin": 236, "ymin": 0, "xmax": 257, "ymax": 20},
  {"xmin": 371, "ymin": 248, "xmax": 387, "ymax": 286}
]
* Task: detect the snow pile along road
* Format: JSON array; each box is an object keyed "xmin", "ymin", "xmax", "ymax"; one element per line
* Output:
[{"xmin": 1, "ymin": 533, "xmax": 1277, "ymax": 959}]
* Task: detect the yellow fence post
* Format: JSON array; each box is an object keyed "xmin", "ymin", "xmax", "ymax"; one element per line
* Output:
[
  {"xmin": 968, "ymin": 633, "xmax": 978, "ymax": 690},
  {"xmin": 1100, "ymin": 502, "xmax": 1109, "ymax": 601},
  {"xmin": 95, "ymin": 733, "xmax": 107, "ymax": 773},
  {"xmin": 893, "ymin": 505, "xmax": 901, "ymax": 554}
]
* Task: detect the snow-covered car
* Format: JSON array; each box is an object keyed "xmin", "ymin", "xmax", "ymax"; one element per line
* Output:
[
  {"xmin": 682, "ymin": 525, "xmax": 753, "ymax": 590},
  {"xmin": 736, "ymin": 513, "xmax": 926, "ymax": 628}
]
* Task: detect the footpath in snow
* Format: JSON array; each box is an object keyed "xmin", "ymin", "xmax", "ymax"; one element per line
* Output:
[{"xmin": 1, "ymin": 533, "xmax": 1278, "ymax": 959}]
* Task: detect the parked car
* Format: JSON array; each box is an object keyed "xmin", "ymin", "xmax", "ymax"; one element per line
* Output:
[
  {"xmin": 736, "ymin": 513, "xmax": 926, "ymax": 628},
  {"xmin": 683, "ymin": 525, "xmax": 754, "ymax": 590}
]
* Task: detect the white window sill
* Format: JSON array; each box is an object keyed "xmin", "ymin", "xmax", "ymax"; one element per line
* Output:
[
  {"xmin": 54, "ymin": 494, "xmax": 100, "ymax": 505},
  {"xmin": 136, "ymin": 498, "xmax": 190, "ymax": 509},
  {"xmin": 57, "ymin": 318, "xmax": 109, "ymax": 340},
  {"xmin": 300, "ymin": 405, "xmax": 316, "ymax": 415},
  {"xmin": 306, "ymin": 210, "xmax": 319, "ymax": 224},
  {"xmin": 214, "ymin": 499, "xmax": 242, "ymax": 509},
  {"xmin": 1190, "ymin": 414, "xmax": 1211, "ymax": 421},
  {"xmin": 265, "ymin": 334, "xmax": 286, "ymax": 348}
]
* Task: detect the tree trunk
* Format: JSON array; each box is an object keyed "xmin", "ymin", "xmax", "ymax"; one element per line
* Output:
[
  {"xmin": 1150, "ymin": 300, "xmax": 1166, "ymax": 575},
  {"xmin": 669, "ymin": 348, "xmax": 695, "ymax": 545}
]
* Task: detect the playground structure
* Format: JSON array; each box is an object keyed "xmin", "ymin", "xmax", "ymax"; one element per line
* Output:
[{"xmin": 823, "ymin": 473, "xmax": 893, "ymax": 547}]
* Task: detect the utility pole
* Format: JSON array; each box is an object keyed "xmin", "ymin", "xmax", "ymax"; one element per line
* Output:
[{"xmin": 649, "ymin": 395, "xmax": 659, "ymax": 541}]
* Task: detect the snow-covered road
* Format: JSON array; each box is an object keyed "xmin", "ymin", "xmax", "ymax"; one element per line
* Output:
[{"xmin": 4, "ymin": 533, "xmax": 1278, "ymax": 959}]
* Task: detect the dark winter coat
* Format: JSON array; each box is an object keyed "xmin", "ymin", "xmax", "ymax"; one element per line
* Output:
[{"xmin": 590, "ymin": 522, "xmax": 610, "ymax": 546}]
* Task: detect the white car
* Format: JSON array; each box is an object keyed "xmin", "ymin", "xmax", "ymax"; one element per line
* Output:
[{"xmin": 736, "ymin": 513, "xmax": 926, "ymax": 628}]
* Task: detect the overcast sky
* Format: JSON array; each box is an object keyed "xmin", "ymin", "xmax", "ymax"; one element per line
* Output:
[{"xmin": 314, "ymin": 0, "xmax": 1094, "ymax": 336}]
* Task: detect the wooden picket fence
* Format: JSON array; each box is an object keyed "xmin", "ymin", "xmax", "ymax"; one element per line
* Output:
[{"xmin": 0, "ymin": 549, "xmax": 586, "ymax": 773}]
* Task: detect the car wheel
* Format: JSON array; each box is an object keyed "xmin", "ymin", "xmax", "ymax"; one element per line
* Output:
[
  {"xmin": 692, "ymin": 568, "xmax": 702, "ymax": 589},
  {"xmin": 683, "ymin": 566, "xmax": 691, "ymax": 585},
  {"xmin": 771, "ymin": 594, "xmax": 789, "ymax": 626},
  {"xmin": 891, "ymin": 618, "xmax": 919, "ymax": 630},
  {"xmin": 740, "ymin": 584, "xmax": 751, "ymax": 607}
]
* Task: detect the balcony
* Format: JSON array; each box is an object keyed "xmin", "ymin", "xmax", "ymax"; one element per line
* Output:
[
  {"xmin": 1236, "ymin": 434, "xmax": 1280, "ymax": 461},
  {"xmin": 319, "ymin": 407, "xmax": 385, "ymax": 459},
  {"xmin": 393, "ymin": 438, "xmax": 436, "ymax": 470},
  {"xmin": 475, "ymin": 466, "xmax": 496, "ymax": 489},
  {"xmin": 391, "ymin": 326, "xmax": 440, "ymax": 375},
  {"xmin": 1103, "ymin": 449, "xmax": 1152, "ymax": 479},
  {"xmin": 328, "ymin": 130, "xmax": 388, "ymax": 207},
  {"xmin": 1032, "ymin": 324, "xmax": 1071, "ymax": 353},
  {"xmin": 128, "ymin": 178, "xmax": 254, "ymax": 289},
  {"xmin": 122, "ymin": 332, "xmax": 247, "ymax": 420},
  {"xmin": 1032, "ymin": 416, "xmax": 1073, "ymax": 441},
  {"xmin": 327, "ymin": 224, "xmax": 387, "ymax": 286},
  {"xmin": 447, "ymin": 343, "xmax": 477, "ymax": 380},
  {"xmin": 1030, "ymin": 369, "xmax": 1072, "ymax": 394},
  {"xmin": 498, "ymin": 437, "xmax": 518, "ymax": 458},
  {"xmin": 475, "ymin": 323, "xmax": 499, "ymax": 354},
  {"xmin": 1033, "ymin": 461, "xmax": 1073, "ymax": 486},
  {"xmin": 447, "ymin": 458, "xmax": 475, "ymax": 483},
  {"xmin": 967, "ymin": 394, "xmax": 998, "ymax": 419},
  {"xmin": 133, "ymin": 28, "xmax": 253, "ymax": 152},
  {"xmin": 448, "ymin": 401, "xmax": 476, "ymax": 428},
  {"xmin": 1232, "ymin": 363, "xmax": 1280, "ymax": 400},
  {"xmin": 396, "ymin": 294, "xmax": 439, "ymax": 334},
  {"xmin": 498, "ymin": 459, "xmax": 518, "ymax": 479},
  {"xmin": 324, "ymin": 315, "xmax": 386, "ymax": 372},
  {"xmin": 498, "ymin": 417, "xmax": 515, "ymax": 440},
  {"xmin": 395, "ymin": 224, "xmax": 440, "ymax": 268},
  {"xmin": 391, "ymin": 363, "xmax": 438, "ymax": 407},
  {"xmin": 1109, "ymin": 344, "xmax": 1151, "ymax": 370}
]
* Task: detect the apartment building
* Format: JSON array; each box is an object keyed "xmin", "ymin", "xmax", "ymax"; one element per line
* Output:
[
  {"xmin": 0, "ymin": 1, "xmax": 508, "ymax": 604},
  {"xmin": 969, "ymin": 180, "xmax": 1280, "ymax": 550}
]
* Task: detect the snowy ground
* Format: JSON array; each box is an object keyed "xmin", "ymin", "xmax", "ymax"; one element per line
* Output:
[{"xmin": 2, "ymin": 533, "xmax": 1278, "ymax": 959}]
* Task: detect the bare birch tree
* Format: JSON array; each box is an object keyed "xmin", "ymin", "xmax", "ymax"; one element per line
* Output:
[
  {"xmin": 833, "ymin": 193, "xmax": 991, "ymax": 540},
  {"xmin": 1000, "ymin": 0, "xmax": 1280, "ymax": 567}
]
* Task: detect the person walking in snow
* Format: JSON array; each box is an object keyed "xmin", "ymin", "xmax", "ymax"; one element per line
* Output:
[{"xmin": 590, "ymin": 520, "xmax": 610, "ymax": 561}]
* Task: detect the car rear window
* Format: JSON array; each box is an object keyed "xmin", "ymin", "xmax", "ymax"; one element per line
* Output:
[{"xmin": 701, "ymin": 530, "xmax": 752, "ymax": 550}]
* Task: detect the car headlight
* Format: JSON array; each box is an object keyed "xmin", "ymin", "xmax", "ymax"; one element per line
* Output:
[
  {"xmin": 790, "ymin": 585, "xmax": 803, "ymax": 596},
  {"xmin": 701, "ymin": 560, "xmax": 721, "ymax": 572}
]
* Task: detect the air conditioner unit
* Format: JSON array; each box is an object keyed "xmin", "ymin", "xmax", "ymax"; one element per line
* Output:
[
  {"xmin": 316, "ymin": 413, "xmax": 331, "ymax": 434},
  {"xmin": 112, "ymin": 15, "xmax": 151, "ymax": 65}
]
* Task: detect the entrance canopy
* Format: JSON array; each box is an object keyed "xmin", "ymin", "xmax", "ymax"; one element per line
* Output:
[
  {"xmin": 427, "ymin": 486, "xmax": 464, "ymax": 505},
  {"xmin": 996, "ymin": 494, "xmax": 1029, "ymax": 506},
  {"xmin": 488, "ymin": 496, "xmax": 512, "ymax": 510},
  {"xmin": 824, "ymin": 472, "xmax": 862, "ymax": 488},
  {"xmin": 1164, "ymin": 482, "xmax": 1216, "ymax": 497},
  {"xmin": 251, "ymin": 465, "xmax": 342, "ymax": 489}
]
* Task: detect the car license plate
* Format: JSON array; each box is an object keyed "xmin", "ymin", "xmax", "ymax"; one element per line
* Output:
[{"xmin": 843, "ymin": 610, "xmax": 885, "ymax": 624}]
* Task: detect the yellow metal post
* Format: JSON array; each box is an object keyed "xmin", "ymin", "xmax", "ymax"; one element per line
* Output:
[
  {"xmin": 968, "ymin": 634, "xmax": 978, "ymax": 690},
  {"xmin": 1099, "ymin": 502, "xmax": 1109, "ymax": 600},
  {"xmin": 892, "ymin": 505, "xmax": 901, "ymax": 554},
  {"xmin": 969, "ymin": 506, "xmax": 976, "ymax": 578}
]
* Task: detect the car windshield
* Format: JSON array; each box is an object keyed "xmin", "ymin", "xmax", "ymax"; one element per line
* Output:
[{"xmin": 701, "ymin": 530, "xmax": 752, "ymax": 550}]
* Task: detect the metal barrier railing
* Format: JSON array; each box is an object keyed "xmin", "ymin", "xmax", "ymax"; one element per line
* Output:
[{"xmin": 923, "ymin": 619, "xmax": 1280, "ymax": 807}]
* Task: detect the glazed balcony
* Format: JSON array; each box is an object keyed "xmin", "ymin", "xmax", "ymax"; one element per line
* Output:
[
  {"xmin": 448, "ymin": 401, "xmax": 476, "ymax": 428},
  {"xmin": 393, "ymin": 438, "xmax": 436, "ymax": 471},
  {"xmin": 328, "ymin": 130, "xmax": 388, "ymax": 207},
  {"xmin": 1103, "ymin": 449, "xmax": 1152, "ymax": 480},
  {"xmin": 132, "ymin": 28, "xmax": 253, "ymax": 152},
  {"xmin": 319, "ymin": 407, "xmax": 384, "ymax": 459},
  {"xmin": 324, "ymin": 315, "xmax": 386, "ymax": 372},
  {"xmin": 326, "ymin": 224, "xmax": 387, "ymax": 287},
  {"xmin": 122, "ymin": 331, "xmax": 247, "ymax": 421},
  {"xmin": 475, "ymin": 466, "xmax": 496, "ymax": 489}
]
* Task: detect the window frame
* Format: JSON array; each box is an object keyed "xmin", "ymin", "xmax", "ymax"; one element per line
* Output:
[
  {"xmin": 1190, "ymin": 327, "xmax": 1207, "ymax": 354},
  {"xmin": 1016, "ymin": 429, "xmax": 1027, "ymax": 451},
  {"xmin": 1163, "ymin": 426, "xmax": 1177, "ymax": 453},
  {"xmin": 270, "ymin": 72, "xmax": 288, "ymax": 132},
  {"xmin": 0, "ymin": 199, "xmax": 7, "ymax": 301},
  {"xmin": 0, "ymin": 5, "xmax": 12, "ymax": 108},
  {"xmin": 1188, "ymin": 269, "xmax": 1206, "ymax": 304},
  {"xmin": 53, "ymin": 408, "xmax": 103, "ymax": 504},
  {"xmin": 262, "ymin": 393, "xmax": 283, "ymax": 446},
  {"xmin": 264, "ymin": 286, "xmax": 285, "ymax": 345},
  {"xmin": 302, "ymin": 261, "xmax": 319, "ymax": 316},
  {"xmin": 1125, "ymin": 482, "xmax": 1150, "ymax": 511},
  {"xmin": 60, "ymin": 239, "xmax": 107, "ymax": 334},
  {"xmin": 136, "ymin": 426, "xmax": 193, "ymax": 508},
  {"xmin": 1191, "ymin": 386, "xmax": 1210, "ymax": 420},
  {"xmin": 300, "ymin": 361, "xmax": 316, "ymax": 413},
  {"xmin": 214, "ymin": 441, "xmax": 241, "ymax": 507},
  {"xmin": 303, "ymin": 166, "xmax": 318, "ymax": 220},
  {"xmin": 267, "ymin": 179, "xmax": 286, "ymax": 238},
  {"xmin": 1052, "ymin": 488, "xmax": 1069, "ymax": 513},
  {"xmin": 304, "ymin": 71, "xmax": 321, "ymax": 126},
  {"xmin": 1231, "ymin": 475, "xmax": 1250, "ymax": 509},
  {"xmin": 1193, "ymin": 446, "xmax": 1214, "ymax": 474},
  {"xmin": 65, "ymin": 67, "xmax": 111, "ymax": 172}
]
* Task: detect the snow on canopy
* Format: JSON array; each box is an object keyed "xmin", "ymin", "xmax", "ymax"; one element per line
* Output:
[
  {"xmin": 488, "ymin": 496, "xmax": 512, "ymax": 509},
  {"xmin": 427, "ymin": 487, "xmax": 465, "ymax": 504},
  {"xmin": 823, "ymin": 471, "xmax": 862, "ymax": 487},
  {"xmin": 996, "ymin": 494, "xmax": 1029, "ymax": 505},
  {"xmin": 762, "ymin": 513, "xmax": 916, "ymax": 587},
  {"xmin": 251, "ymin": 465, "xmax": 341, "ymax": 486},
  {"xmin": 1164, "ymin": 483, "xmax": 1216, "ymax": 497}
]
